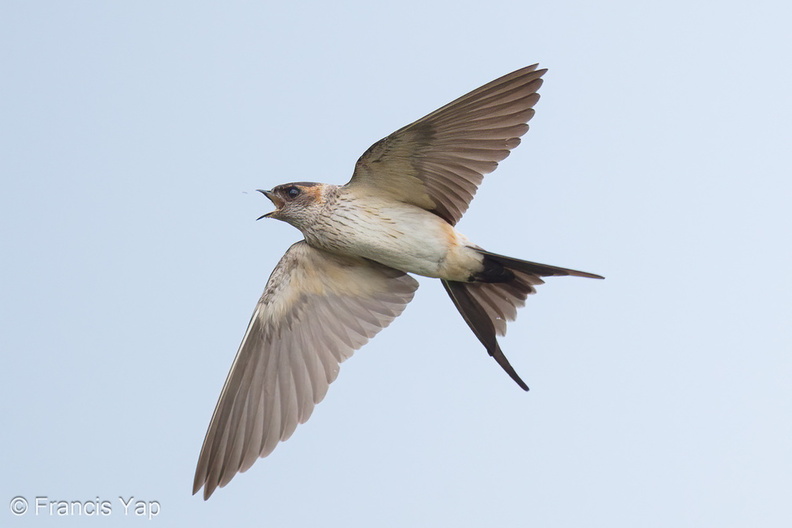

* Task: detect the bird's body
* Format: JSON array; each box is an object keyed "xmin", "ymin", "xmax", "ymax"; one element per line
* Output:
[
  {"xmin": 295, "ymin": 184, "xmax": 480, "ymax": 280},
  {"xmin": 194, "ymin": 64, "xmax": 603, "ymax": 499}
]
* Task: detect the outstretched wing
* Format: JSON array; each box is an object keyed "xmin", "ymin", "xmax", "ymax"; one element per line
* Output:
[
  {"xmin": 193, "ymin": 241, "xmax": 418, "ymax": 499},
  {"xmin": 347, "ymin": 64, "xmax": 546, "ymax": 225}
]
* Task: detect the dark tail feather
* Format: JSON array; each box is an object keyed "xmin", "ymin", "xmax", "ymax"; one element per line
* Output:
[
  {"xmin": 442, "ymin": 280, "xmax": 530, "ymax": 391},
  {"xmin": 443, "ymin": 250, "xmax": 602, "ymax": 390},
  {"xmin": 474, "ymin": 249, "xmax": 604, "ymax": 280}
]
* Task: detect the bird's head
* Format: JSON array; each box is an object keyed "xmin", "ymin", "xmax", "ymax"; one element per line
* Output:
[{"xmin": 257, "ymin": 182, "xmax": 327, "ymax": 229}]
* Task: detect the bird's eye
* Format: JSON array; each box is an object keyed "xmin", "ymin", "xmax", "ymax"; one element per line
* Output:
[{"xmin": 286, "ymin": 186, "xmax": 301, "ymax": 199}]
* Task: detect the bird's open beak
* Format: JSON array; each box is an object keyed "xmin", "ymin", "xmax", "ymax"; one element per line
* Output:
[{"xmin": 256, "ymin": 189, "xmax": 284, "ymax": 220}]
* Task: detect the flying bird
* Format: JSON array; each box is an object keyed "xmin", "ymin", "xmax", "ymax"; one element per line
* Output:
[{"xmin": 193, "ymin": 64, "xmax": 603, "ymax": 499}]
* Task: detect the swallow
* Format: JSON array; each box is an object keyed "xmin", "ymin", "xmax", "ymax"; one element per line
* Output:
[{"xmin": 193, "ymin": 64, "xmax": 603, "ymax": 499}]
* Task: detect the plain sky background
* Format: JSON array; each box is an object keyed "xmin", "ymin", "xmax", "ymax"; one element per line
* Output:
[{"xmin": 2, "ymin": 1, "xmax": 791, "ymax": 526}]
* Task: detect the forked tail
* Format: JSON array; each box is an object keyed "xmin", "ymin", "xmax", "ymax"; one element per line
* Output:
[{"xmin": 442, "ymin": 249, "xmax": 603, "ymax": 390}]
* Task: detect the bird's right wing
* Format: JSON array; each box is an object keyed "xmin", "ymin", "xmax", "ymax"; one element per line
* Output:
[
  {"xmin": 193, "ymin": 241, "xmax": 418, "ymax": 499},
  {"xmin": 347, "ymin": 65, "xmax": 546, "ymax": 225}
]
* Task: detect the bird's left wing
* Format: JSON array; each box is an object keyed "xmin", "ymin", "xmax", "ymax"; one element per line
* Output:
[
  {"xmin": 347, "ymin": 64, "xmax": 546, "ymax": 225},
  {"xmin": 193, "ymin": 240, "xmax": 418, "ymax": 499}
]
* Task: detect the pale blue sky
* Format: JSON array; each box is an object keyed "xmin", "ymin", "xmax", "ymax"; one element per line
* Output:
[{"xmin": 2, "ymin": 1, "xmax": 791, "ymax": 526}]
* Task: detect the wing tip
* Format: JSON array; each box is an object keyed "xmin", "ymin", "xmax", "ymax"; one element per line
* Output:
[
  {"xmin": 195, "ymin": 480, "xmax": 220, "ymax": 501},
  {"xmin": 193, "ymin": 470, "xmax": 217, "ymax": 501}
]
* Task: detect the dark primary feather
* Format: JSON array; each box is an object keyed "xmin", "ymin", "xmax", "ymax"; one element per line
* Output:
[{"xmin": 348, "ymin": 64, "xmax": 547, "ymax": 225}]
